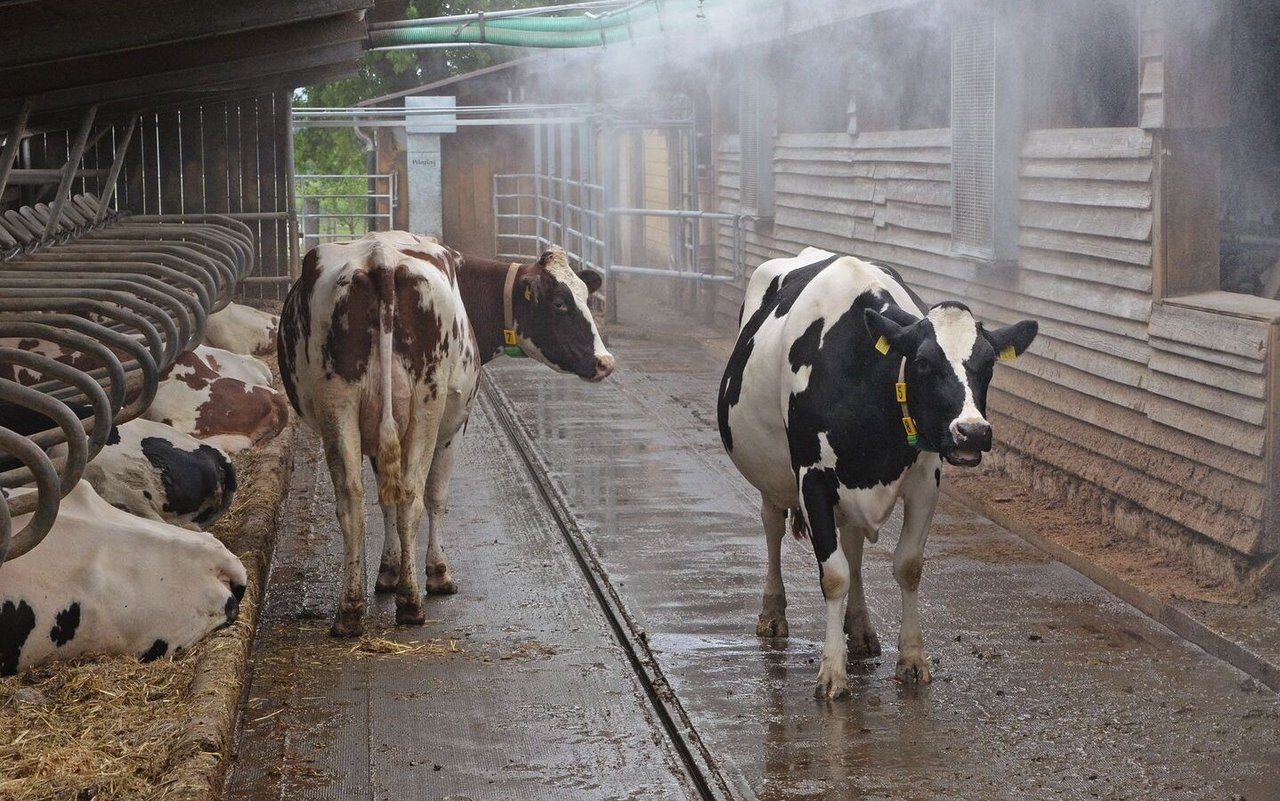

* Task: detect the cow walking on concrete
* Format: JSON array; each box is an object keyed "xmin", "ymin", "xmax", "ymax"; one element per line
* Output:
[
  {"xmin": 717, "ymin": 247, "xmax": 1037, "ymax": 698},
  {"xmin": 279, "ymin": 231, "xmax": 613, "ymax": 637}
]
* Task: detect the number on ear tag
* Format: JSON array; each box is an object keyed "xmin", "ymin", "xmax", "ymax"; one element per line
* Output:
[
  {"xmin": 503, "ymin": 329, "xmax": 518, "ymax": 346},
  {"xmin": 999, "ymin": 345, "xmax": 1018, "ymax": 362},
  {"xmin": 895, "ymin": 382, "xmax": 908, "ymax": 403},
  {"xmin": 902, "ymin": 416, "xmax": 918, "ymax": 438},
  {"xmin": 874, "ymin": 336, "xmax": 891, "ymax": 355}
]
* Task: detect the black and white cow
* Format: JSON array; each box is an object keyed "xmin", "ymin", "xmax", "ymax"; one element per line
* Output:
[
  {"xmin": 0, "ymin": 480, "xmax": 246, "ymax": 675},
  {"xmin": 279, "ymin": 232, "xmax": 613, "ymax": 637},
  {"xmin": 717, "ymin": 247, "xmax": 1037, "ymax": 698},
  {"xmin": 50, "ymin": 418, "xmax": 237, "ymax": 530}
]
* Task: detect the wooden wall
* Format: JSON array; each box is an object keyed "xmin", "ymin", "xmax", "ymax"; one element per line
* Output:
[
  {"xmin": 712, "ymin": 124, "xmax": 1277, "ymax": 581},
  {"xmin": 69, "ymin": 95, "xmax": 297, "ymax": 302},
  {"xmin": 441, "ymin": 126, "xmax": 529, "ymax": 258}
]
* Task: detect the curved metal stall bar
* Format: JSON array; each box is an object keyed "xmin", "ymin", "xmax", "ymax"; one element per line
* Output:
[
  {"xmin": 17, "ymin": 248, "xmax": 220, "ymax": 311},
  {"xmin": 0, "ymin": 290, "xmax": 177, "ymax": 366},
  {"xmin": 0, "ymin": 348, "xmax": 110, "ymax": 466},
  {"xmin": 6, "ymin": 313, "xmax": 161, "ymax": 422},
  {"xmin": 0, "ymin": 275, "xmax": 199, "ymax": 351},
  {"xmin": 0, "ymin": 378, "xmax": 84, "ymax": 499},
  {"xmin": 72, "ymin": 230, "xmax": 241, "ymax": 306},
  {"xmin": 0, "ymin": 477, "xmax": 10, "ymax": 567},
  {"xmin": 0, "ymin": 321, "xmax": 128, "ymax": 412},
  {"xmin": 0, "ymin": 298, "xmax": 166, "ymax": 378},
  {"xmin": 0, "ymin": 425, "xmax": 61, "ymax": 566}
]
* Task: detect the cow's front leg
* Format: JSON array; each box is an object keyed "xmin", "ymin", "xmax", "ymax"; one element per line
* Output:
[
  {"xmin": 801, "ymin": 469, "xmax": 849, "ymax": 700},
  {"xmin": 893, "ymin": 460, "xmax": 940, "ymax": 683},
  {"xmin": 321, "ymin": 420, "xmax": 366, "ymax": 638},
  {"xmin": 755, "ymin": 499, "xmax": 789, "ymax": 638},
  {"xmin": 423, "ymin": 436, "xmax": 459, "ymax": 595},
  {"xmin": 840, "ymin": 523, "xmax": 881, "ymax": 658},
  {"xmin": 375, "ymin": 499, "xmax": 400, "ymax": 593}
]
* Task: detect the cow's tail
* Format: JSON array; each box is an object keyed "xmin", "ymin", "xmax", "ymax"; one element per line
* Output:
[{"xmin": 374, "ymin": 264, "xmax": 404, "ymax": 507}]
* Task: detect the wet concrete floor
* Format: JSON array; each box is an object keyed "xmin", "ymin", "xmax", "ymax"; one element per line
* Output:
[{"xmin": 229, "ymin": 315, "xmax": 1280, "ymax": 801}]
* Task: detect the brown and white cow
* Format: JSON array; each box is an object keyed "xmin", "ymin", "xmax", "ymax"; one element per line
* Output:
[
  {"xmin": 278, "ymin": 231, "xmax": 613, "ymax": 636},
  {"xmin": 203, "ymin": 301, "xmax": 279, "ymax": 356},
  {"xmin": 143, "ymin": 349, "xmax": 289, "ymax": 453}
]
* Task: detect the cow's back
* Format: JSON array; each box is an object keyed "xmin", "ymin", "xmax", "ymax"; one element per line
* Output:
[
  {"xmin": 718, "ymin": 250, "xmax": 921, "ymax": 508},
  {"xmin": 280, "ymin": 232, "xmax": 473, "ymax": 452}
]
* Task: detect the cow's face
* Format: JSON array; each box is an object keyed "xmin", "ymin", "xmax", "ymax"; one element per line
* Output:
[
  {"xmin": 512, "ymin": 247, "xmax": 615, "ymax": 381},
  {"xmin": 865, "ymin": 302, "xmax": 1037, "ymax": 466}
]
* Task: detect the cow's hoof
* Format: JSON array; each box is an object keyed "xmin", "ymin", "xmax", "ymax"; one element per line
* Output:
[
  {"xmin": 395, "ymin": 596, "xmax": 427, "ymax": 626},
  {"xmin": 375, "ymin": 568, "xmax": 399, "ymax": 593},
  {"xmin": 425, "ymin": 571, "xmax": 457, "ymax": 595},
  {"xmin": 844, "ymin": 618, "xmax": 881, "ymax": 658},
  {"xmin": 895, "ymin": 652, "xmax": 932, "ymax": 684},
  {"xmin": 813, "ymin": 653, "xmax": 849, "ymax": 700},
  {"xmin": 756, "ymin": 614, "xmax": 789, "ymax": 638},
  {"xmin": 330, "ymin": 608, "xmax": 364, "ymax": 638}
]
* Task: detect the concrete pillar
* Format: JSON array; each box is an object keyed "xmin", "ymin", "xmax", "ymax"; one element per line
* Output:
[{"xmin": 404, "ymin": 95, "xmax": 457, "ymax": 238}]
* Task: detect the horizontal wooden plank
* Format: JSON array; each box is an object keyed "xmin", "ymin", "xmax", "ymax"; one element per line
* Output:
[
  {"xmin": 876, "ymin": 178, "xmax": 952, "ymax": 208},
  {"xmin": 1020, "ymin": 178, "xmax": 1152, "ymax": 210},
  {"xmin": 1148, "ymin": 303, "xmax": 1271, "ymax": 360},
  {"xmin": 1019, "ymin": 247, "xmax": 1153, "ymax": 292},
  {"xmin": 773, "ymin": 206, "xmax": 857, "ymax": 240},
  {"xmin": 969, "ymin": 285, "xmax": 1150, "ymax": 351},
  {"xmin": 1021, "ymin": 201, "xmax": 1153, "ymax": 241},
  {"xmin": 850, "ymin": 147, "xmax": 951, "ymax": 165},
  {"xmin": 777, "ymin": 131, "xmax": 856, "ymax": 150},
  {"xmin": 991, "ymin": 403, "xmax": 1266, "ymax": 555},
  {"xmin": 1149, "ymin": 349, "xmax": 1268, "ymax": 399},
  {"xmin": 1144, "ymin": 371, "xmax": 1267, "ymax": 425},
  {"xmin": 774, "ymin": 190, "xmax": 872, "ymax": 219},
  {"xmin": 1146, "ymin": 393, "xmax": 1267, "ymax": 456},
  {"xmin": 881, "ymin": 201, "xmax": 952, "ymax": 235},
  {"xmin": 1021, "ymin": 128, "xmax": 1154, "ymax": 160},
  {"xmin": 1018, "ymin": 227, "xmax": 1153, "ymax": 266},
  {"xmin": 774, "ymin": 173, "xmax": 875, "ymax": 202},
  {"xmin": 989, "ymin": 389, "xmax": 1266, "ymax": 520},
  {"xmin": 976, "ymin": 268, "xmax": 1152, "ymax": 325},
  {"xmin": 1150, "ymin": 336, "xmax": 1268, "ymax": 375},
  {"xmin": 864, "ymin": 162, "xmax": 951, "ymax": 182},
  {"xmin": 852, "ymin": 129, "xmax": 951, "ymax": 149},
  {"xmin": 993, "ymin": 367, "xmax": 1266, "ymax": 484},
  {"xmin": 1020, "ymin": 158, "xmax": 1153, "ymax": 182},
  {"xmin": 772, "ymin": 158, "xmax": 869, "ymax": 179}
]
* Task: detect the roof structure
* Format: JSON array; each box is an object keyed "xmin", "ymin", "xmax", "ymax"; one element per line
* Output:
[{"xmin": 0, "ymin": 0, "xmax": 373, "ymax": 133}]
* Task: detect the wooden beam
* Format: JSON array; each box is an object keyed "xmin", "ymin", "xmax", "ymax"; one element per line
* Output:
[
  {"xmin": 44, "ymin": 105, "xmax": 96, "ymax": 237},
  {"xmin": 0, "ymin": 0, "xmax": 371, "ymax": 70},
  {"xmin": 0, "ymin": 13, "xmax": 368, "ymax": 100},
  {"xmin": 0, "ymin": 98, "xmax": 32, "ymax": 198}
]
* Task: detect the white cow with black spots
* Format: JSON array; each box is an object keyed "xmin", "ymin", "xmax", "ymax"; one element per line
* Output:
[{"xmin": 717, "ymin": 247, "xmax": 1037, "ymax": 698}]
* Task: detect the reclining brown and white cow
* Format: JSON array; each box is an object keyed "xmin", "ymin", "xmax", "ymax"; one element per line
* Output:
[{"xmin": 279, "ymin": 231, "xmax": 613, "ymax": 637}]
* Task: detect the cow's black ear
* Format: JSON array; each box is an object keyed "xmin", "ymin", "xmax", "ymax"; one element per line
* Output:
[
  {"xmin": 864, "ymin": 308, "xmax": 922, "ymax": 357},
  {"xmin": 983, "ymin": 320, "xmax": 1038, "ymax": 361},
  {"xmin": 576, "ymin": 269, "xmax": 603, "ymax": 295}
]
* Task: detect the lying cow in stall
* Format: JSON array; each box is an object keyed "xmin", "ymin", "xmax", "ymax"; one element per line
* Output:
[
  {"xmin": 203, "ymin": 301, "xmax": 279, "ymax": 356},
  {"xmin": 144, "ymin": 346, "xmax": 289, "ymax": 453},
  {"xmin": 717, "ymin": 247, "xmax": 1037, "ymax": 698},
  {"xmin": 51, "ymin": 418, "xmax": 237, "ymax": 530},
  {"xmin": 0, "ymin": 481, "xmax": 247, "ymax": 675},
  {"xmin": 279, "ymin": 231, "xmax": 613, "ymax": 636}
]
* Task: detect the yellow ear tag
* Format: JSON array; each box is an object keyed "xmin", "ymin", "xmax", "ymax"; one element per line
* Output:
[
  {"xmin": 999, "ymin": 345, "xmax": 1018, "ymax": 362},
  {"xmin": 895, "ymin": 382, "xmax": 907, "ymax": 403},
  {"xmin": 523, "ymin": 286, "xmax": 532, "ymax": 302},
  {"xmin": 874, "ymin": 336, "xmax": 891, "ymax": 355},
  {"xmin": 503, "ymin": 328, "xmax": 518, "ymax": 346}
]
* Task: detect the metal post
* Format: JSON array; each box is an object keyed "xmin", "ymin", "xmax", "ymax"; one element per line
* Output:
[
  {"xmin": 44, "ymin": 105, "xmax": 98, "ymax": 238},
  {"xmin": 95, "ymin": 115, "xmax": 137, "ymax": 222},
  {"xmin": 533, "ymin": 123, "xmax": 544, "ymax": 253},
  {"xmin": 0, "ymin": 99, "xmax": 33, "ymax": 202},
  {"xmin": 602, "ymin": 121, "xmax": 618, "ymax": 322}
]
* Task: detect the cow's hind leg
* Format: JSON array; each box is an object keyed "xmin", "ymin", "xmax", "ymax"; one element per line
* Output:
[
  {"xmin": 375, "ymin": 500, "xmax": 400, "ymax": 593},
  {"xmin": 893, "ymin": 461, "xmax": 939, "ymax": 683},
  {"xmin": 756, "ymin": 499, "xmax": 789, "ymax": 638},
  {"xmin": 840, "ymin": 523, "xmax": 881, "ymax": 658},
  {"xmin": 320, "ymin": 418, "xmax": 367, "ymax": 638},
  {"xmin": 391, "ymin": 414, "xmax": 441, "ymax": 626},
  {"xmin": 423, "ymin": 436, "xmax": 459, "ymax": 595},
  {"xmin": 800, "ymin": 468, "xmax": 849, "ymax": 700}
]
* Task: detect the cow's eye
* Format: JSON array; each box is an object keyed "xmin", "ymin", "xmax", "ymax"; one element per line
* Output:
[{"xmin": 553, "ymin": 299, "xmax": 570, "ymax": 313}]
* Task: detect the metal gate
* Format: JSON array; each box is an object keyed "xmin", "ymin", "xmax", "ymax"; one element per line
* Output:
[
  {"xmin": 296, "ymin": 172, "xmax": 396, "ymax": 251},
  {"xmin": 494, "ymin": 105, "xmax": 746, "ymax": 321}
]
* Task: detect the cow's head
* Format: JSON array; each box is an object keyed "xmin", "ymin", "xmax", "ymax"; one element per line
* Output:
[
  {"xmin": 510, "ymin": 247, "xmax": 615, "ymax": 381},
  {"xmin": 864, "ymin": 302, "xmax": 1037, "ymax": 467}
]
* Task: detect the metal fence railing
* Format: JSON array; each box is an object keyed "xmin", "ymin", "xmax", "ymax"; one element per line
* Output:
[{"xmin": 296, "ymin": 173, "xmax": 396, "ymax": 252}]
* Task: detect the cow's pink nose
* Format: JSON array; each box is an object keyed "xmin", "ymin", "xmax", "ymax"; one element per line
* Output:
[{"xmin": 593, "ymin": 354, "xmax": 616, "ymax": 380}]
